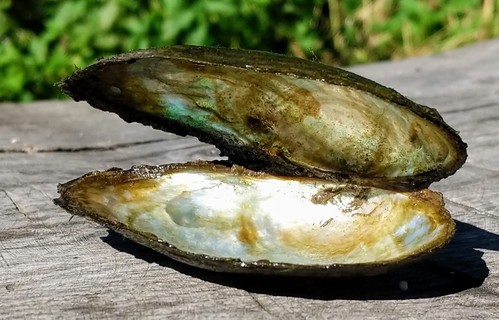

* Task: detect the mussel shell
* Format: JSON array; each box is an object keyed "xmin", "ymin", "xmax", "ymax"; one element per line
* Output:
[
  {"xmin": 55, "ymin": 162, "xmax": 455, "ymax": 276},
  {"xmin": 59, "ymin": 46, "xmax": 467, "ymax": 190}
]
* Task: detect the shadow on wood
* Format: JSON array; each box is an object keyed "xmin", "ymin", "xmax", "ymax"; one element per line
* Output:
[{"xmin": 101, "ymin": 220, "xmax": 498, "ymax": 300}]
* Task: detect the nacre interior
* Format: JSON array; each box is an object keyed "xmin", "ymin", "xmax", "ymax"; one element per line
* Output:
[{"xmin": 60, "ymin": 165, "xmax": 454, "ymax": 266}]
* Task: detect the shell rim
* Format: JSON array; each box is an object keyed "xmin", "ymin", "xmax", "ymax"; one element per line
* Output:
[{"xmin": 55, "ymin": 161, "xmax": 456, "ymax": 276}]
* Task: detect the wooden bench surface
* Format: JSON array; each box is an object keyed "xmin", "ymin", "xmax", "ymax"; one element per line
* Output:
[{"xmin": 1, "ymin": 39, "xmax": 498, "ymax": 319}]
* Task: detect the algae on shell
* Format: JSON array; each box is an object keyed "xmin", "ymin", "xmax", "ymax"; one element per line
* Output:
[{"xmin": 59, "ymin": 45, "xmax": 467, "ymax": 190}]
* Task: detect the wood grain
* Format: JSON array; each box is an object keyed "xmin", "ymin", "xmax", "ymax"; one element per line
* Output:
[{"xmin": 1, "ymin": 39, "xmax": 499, "ymax": 319}]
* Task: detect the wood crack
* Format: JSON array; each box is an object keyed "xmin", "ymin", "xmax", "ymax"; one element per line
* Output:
[
  {"xmin": 247, "ymin": 292, "xmax": 279, "ymax": 319},
  {"xmin": 444, "ymin": 197, "xmax": 499, "ymax": 219},
  {"xmin": 0, "ymin": 252, "xmax": 9, "ymax": 267},
  {"xmin": 3, "ymin": 190, "xmax": 38, "ymax": 225},
  {"xmin": 4, "ymin": 190, "xmax": 21, "ymax": 213},
  {"xmin": 0, "ymin": 138, "xmax": 168, "ymax": 154},
  {"xmin": 477, "ymin": 114, "xmax": 499, "ymax": 124},
  {"xmin": 442, "ymin": 102, "xmax": 497, "ymax": 115},
  {"xmin": 465, "ymin": 163, "xmax": 499, "ymax": 175}
]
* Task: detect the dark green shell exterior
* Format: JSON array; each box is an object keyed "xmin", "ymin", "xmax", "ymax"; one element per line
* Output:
[{"xmin": 59, "ymin": 46, "xmax": 467, "ymax": 190}]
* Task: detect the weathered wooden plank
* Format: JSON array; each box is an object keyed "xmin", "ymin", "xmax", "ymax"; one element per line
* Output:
[
  {"xmin": 0, "ymin": 100, "xmax": 170, "ymax": 150},
  {"xmin": 2, "ymin": 183, "xmax": 498, "ymax": 316},
  {"xmin": 1, "ymin": 39, "xmax": 499, "ymax": 319},
  {"xmin": 1, "ymin": 183, "xmax": 498, "ymax": 319},
  {"xmin": 0, "ymin": 142, "xmax": 219, "ymax": 188}
]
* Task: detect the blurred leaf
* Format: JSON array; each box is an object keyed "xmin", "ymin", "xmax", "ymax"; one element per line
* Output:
[
  {"xmin": 98, "ymin": 0, "xmax": 120, "ymax": 31},
  {"xmin": 0, "ymin": 0, "xmax": 498, "ymax": 101},
  {"xmin": 29, "ymin": 38, "xmax": 48, "ymax": 63},
  {"xmin": 185, "ymin": 17, "xmax": 208, "ymax": 45}
]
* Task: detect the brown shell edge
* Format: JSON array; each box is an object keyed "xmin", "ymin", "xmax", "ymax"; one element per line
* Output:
[{"xmin": 54, "ymin": 162, "xmax": 456, "ymax": 277}]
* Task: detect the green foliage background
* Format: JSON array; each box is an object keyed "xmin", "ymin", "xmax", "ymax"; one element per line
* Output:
[{"xmin": 1, "ymin": 0, "xmax": 498, "ymax": 101}]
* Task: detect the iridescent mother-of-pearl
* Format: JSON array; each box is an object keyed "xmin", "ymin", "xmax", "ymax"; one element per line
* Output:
[
  {"xmin": 60, "ymin": 164, "xmax": 454, "ymax": 266},
  {"xmin": 103, "ymin": 58, "xmax": 459, "ymax": 178}
]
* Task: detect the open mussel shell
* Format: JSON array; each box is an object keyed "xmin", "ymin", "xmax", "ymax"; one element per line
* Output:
[
  {"xmin": 60, "ymin": 45, "xmax": 466, "ymax": 190},
  {"xmin": 56, "ymin": 162, "xmax": 455, "ymax": 276}
]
